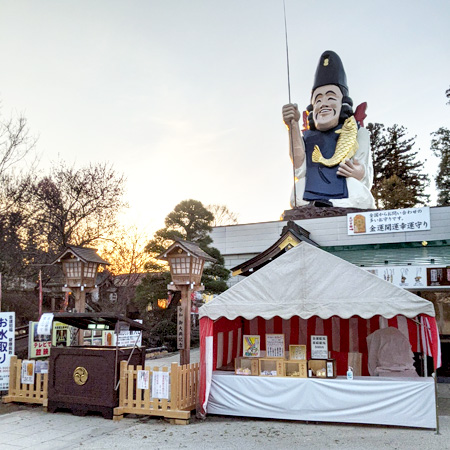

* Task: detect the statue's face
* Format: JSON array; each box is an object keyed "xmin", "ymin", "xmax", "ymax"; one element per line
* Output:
[{"xmin": 312, "ymin": 84, "xmax": 343, "ymax": 131}]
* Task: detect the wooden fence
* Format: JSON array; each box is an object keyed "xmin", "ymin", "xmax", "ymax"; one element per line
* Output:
[
  {"xmin": 2, "ymin": 356, "xmax": 48, "ymax": 407},
  {"xmin": 113, "ymin": 361, "xmax": 199, "ymax": 424}
]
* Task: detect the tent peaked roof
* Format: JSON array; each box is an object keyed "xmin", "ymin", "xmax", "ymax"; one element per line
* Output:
[{"xmin": 200, "ymin": 242, "xmax": 435, "ymax": 321}]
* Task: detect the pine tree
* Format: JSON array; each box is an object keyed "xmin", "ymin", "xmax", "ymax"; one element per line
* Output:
[
  {"xmin": 368, "ymin": 123, "xmax": 429, "ymax": 209},
  {"xmin": 430, "ymin": 127, "xmax": 450, "ymax": 206}
]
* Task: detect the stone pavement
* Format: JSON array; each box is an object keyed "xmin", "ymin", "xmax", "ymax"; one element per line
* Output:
[{"xmin": 0, "ymin": 348, "xmax": 449, "ymax": 450}]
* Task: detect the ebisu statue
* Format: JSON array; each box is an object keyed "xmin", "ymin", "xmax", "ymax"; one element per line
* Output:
[{"xmin": 282, "ymin": 50, "xmax": 375, "ymax": 209}]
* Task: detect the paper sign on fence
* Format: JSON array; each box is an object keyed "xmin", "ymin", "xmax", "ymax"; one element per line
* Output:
[
  {"xmin": 21, "ymin": 360, "xmax": 35, "ymax": 384},
  {"xmin": 151, "ymin": 371, "xmax": 169, "ymax": 399}
]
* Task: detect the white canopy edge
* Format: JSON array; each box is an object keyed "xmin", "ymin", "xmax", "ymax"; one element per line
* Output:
[{"xmin": 200, "ymin": 242, "xmax": 435, "ymax": 321}]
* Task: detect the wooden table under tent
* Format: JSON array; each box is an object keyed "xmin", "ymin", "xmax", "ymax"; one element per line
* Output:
[{"xmin": 197, "ymin": 242, "xmax": 441, "ymax": 430}]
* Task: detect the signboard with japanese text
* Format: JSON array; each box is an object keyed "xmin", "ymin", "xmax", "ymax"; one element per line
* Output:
[
  {"xmin": 115, "ymin": 320, "xmax": 143, "ymax": 347},
  {"xmin": 152, "ymin": 371, "xmax": 169, "ymax": 399},
  {"xmin": 177, "ymin": 306, "xmax": 185, "ymax": 350},
  {"xmin": 28, "ymin": 322, "xmax": 51, "ymax": 359},
  {"xmin": 0, "ymin": 312, "xmax": 15, "ymax": 391},
  {"xmin": 347, "ymin": 207, "xmax": 430, "ymax": 235},
  {"xmin": 311, "ymin": 335, "xmax": 328, "ymax": 359},
  {"xmin": 265, "ymin": 334, "xmax": 285, "ymax": 358},
  {"xmin": 363, "ymin": 266, "xmax": 427, "ymax": 288}
]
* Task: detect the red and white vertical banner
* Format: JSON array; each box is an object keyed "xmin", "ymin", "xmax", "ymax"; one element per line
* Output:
[{"xmin": 0, "ymin": 312, "xmax": 15, "ymax": 391}]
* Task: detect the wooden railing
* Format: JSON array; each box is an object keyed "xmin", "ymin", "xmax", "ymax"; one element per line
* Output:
[
  {"xmin": 2, "ymin": 356, "xmax": 48, "ymax": 407},
  {"xmin": 113, "ymin": 361, "xmax": 199, "ymax": 424}
]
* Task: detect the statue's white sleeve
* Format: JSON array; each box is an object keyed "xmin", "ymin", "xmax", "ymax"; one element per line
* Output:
[{"xmin": 355, "ymin": 127, "xmax": 373, "ymax": 190}]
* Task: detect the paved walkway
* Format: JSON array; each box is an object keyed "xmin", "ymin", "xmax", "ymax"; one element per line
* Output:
[{"xmin": 0, "ymin": 348, "xmax": 449, "ymax": 449}]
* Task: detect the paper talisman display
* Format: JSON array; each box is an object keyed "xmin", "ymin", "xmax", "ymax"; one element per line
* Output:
[
  {"xmin": 243, "ymin": 335, "xmax": 260, "ymax": 357},
  {"xmin": 311, "ymin": 335, "xmax": 328, "ymax": 359},
  {"xmin": 137, "ymin": 370, "xmax": 150, "ymax": 390},
  {"xmin": 21, "ymin": 360, "xmax": 35, "ymax": 385},
  {"xmin": 265, "ymin": 334, "xmax": 285, "ymax": 358}
]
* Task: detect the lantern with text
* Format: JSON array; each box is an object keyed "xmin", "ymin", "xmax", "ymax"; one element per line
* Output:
[{"xmin": 158, "ymin": 240, "xmax": 215, "ymax": 365}]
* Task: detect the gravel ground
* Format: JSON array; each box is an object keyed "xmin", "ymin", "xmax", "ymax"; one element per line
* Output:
[{"xmin": 0, "ymin": 348, "xmax": 448, "ymax": 449}]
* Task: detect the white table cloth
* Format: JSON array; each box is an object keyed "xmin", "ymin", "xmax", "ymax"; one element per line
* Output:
[{"xmin": 207, "ymin": 372, "xmax": 437, "ymax": 429}]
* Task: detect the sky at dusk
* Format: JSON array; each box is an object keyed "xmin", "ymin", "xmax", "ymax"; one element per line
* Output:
[{"xmin": 1, "ymin": 0, "xmax": 449, "ymax": 234}]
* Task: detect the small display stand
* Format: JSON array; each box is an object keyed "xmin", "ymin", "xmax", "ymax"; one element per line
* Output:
[
  {"xmin": 307, "ymin": 359, "xmax": 337, "ymax": 378},
  {"xmin": 284, "ymin": 360, "xmax": 307, "ymax": 378},
  {"xmin": 234, "ymin": 357, "xmax": 259, "ymax": 376},
  {"xmin": 259, "ymin": 358, "xmax": 284, "ymax": 377}
]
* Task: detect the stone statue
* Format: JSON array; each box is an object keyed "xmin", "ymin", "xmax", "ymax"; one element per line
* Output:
[{"xmin": 282, "ymin": 50, "xmax": 375, "ymax": 209}]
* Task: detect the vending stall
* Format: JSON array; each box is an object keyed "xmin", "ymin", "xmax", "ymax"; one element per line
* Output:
[{"xmin": 198, "ymin": 243, "xmax": 441, "ymax": 429}]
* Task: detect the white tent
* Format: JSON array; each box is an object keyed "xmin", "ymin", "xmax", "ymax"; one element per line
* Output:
[
  {"xmin": 200, "ymin": 242, "xmax": 435, "ymax": 321},
  {"xmin": 198, "ymin": 242, "xmax": 441, "ymax": 428}
]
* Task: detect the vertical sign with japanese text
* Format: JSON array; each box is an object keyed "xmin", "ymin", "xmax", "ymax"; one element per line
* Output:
[
  {"xmin": 177, "ymin": 305, "xmax": 185, "ymax": 350},
  {"xmin": 0, "ymin": 312, "xmax": 15, "ymax": 391}
]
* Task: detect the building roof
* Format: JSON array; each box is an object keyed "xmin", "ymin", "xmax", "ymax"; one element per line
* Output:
[
  {"xmin": 52, "ymin": 245, "xmax": 110, "ymax": 266},
  {"xmin": 231, "ymin": 221, "xmax": 319, "ymax": 276}
]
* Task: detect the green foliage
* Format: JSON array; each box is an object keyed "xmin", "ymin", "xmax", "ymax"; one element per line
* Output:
[
  {"xmin": 430, "ymin": 127, "xmax": 450, "ymax": 206},
  {"xmin": 139, "ymin": 199, "xmax": 231, "ymax": 318},
  {"xmin": 368, "ymin": 123, "xmax": 429, "ymax": 209}
]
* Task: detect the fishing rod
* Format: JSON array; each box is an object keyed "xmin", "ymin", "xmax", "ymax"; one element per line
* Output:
[{"xmin": 283, "ymin": 0, "xmax": 297, "ymax": 208}]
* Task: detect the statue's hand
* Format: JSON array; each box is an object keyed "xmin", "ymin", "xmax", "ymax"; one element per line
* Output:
[
  {"xmin": 282, "ymin": 103, "xmax": 300, "ymax": 128},
  {"xmin": 337, "ymin": 158, "xmax": 365, "ymax": 181}
]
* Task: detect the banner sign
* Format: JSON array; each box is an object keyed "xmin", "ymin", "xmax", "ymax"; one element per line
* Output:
[
  {"xmin": 347, "ymin": 207, "xmax": 430, "ymax": 235},
  {"xmin": 363, "ymin": 266, "xmax": 428, "ymax": 288},
  {"xmin": 29, "ymin": 322, "xmax": 52, "ymax": 359},
  {"xmin": 0, "ymin": 312, "xmax": 15, "ymax": 391}
]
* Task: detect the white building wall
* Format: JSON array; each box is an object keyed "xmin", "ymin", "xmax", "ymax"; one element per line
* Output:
[{"xmin": 211, "ymin": 206, "xmax": 450, "ymax": 286}]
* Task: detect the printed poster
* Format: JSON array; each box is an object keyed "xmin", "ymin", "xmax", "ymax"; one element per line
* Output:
[
  {"xmin": 151, "ymin": 371, "xmax": 169, "ymax": 399},
  {"xmin": 243, "ymin": 335, "xmax": 260, "ymax": 357},
  {"xmin": 137, "ymin": 370, "xmax": 150, "ymax": 390},
  {"xmin": 311, "ymin": 335, "xmax": 328, "ymax": 359},
  {"xmin": 21, "ymin": 360, "xmax": 35, "ymax": 384},
  {"xmin": 0, "ymin": 312, "xmax": 15, "ymax": 391},
  {"xmin": 28, "ymin": 322, "xmax": 51, "ymax": 359},
  {"xmin": 265, "ymin": 334, "xmax": 285, "ymax": 358},
  {"xmin": 37, "ymin": 313, "xmax": 54, "ymax": 336}
]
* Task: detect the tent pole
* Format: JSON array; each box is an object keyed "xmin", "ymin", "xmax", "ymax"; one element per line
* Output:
[{"xmin": 433, "ymin": 372, "xmax": 440, "ymax": 434}]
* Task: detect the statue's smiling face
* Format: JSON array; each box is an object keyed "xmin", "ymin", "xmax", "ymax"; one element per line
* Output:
[{"xmin": 312, "ymin": 84, "xmax": 343, "ymax": 131}]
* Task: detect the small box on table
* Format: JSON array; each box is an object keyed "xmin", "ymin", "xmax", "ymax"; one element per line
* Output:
[
  {"xmin": 235, "ymin": 357, "xmax": 259, "ymax": 376},
  {"xmin": 307, "ymin": 359, "xmax": 337, "ymax": 378},
  {"xmin": 284, "ymin": 360, "xmax": 307, "ymax": 378},
  {"xmin": 259, "ymin": 358, "xmax": 284, "ymax": 377}
]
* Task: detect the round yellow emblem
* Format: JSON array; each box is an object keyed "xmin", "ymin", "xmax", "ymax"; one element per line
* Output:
[{"xmin": 73, "ymin": 366, "xmax": 88, "ymax": 385}]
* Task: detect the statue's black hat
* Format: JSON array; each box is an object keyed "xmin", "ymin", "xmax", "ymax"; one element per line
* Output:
[{"xmin": 311, "ymin": 50, "xmax": 348, "ymax": 98}]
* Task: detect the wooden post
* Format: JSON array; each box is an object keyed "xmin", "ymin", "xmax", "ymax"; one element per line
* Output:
[
  {"xmin": 74, "ymin": 288, "xmax": 86, "ymax": 345},
  {"xmin": 180, "ymin": 285, "xmax": 191, "ymax": 366}
]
